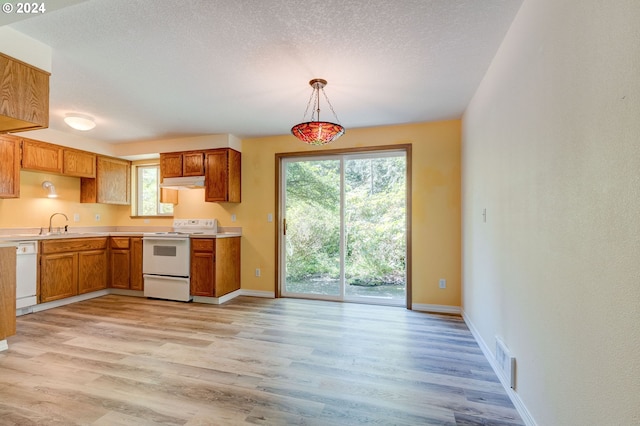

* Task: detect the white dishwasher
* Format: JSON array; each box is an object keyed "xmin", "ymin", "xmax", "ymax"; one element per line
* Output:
[{"xmin": 16, "ymin": 241, "xmax": 38, "ymax": 310}]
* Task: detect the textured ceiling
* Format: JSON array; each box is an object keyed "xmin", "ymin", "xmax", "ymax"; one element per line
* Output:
[{"xmin": 8, "ymin": 0, "xmax": 523, "ymax": 144}]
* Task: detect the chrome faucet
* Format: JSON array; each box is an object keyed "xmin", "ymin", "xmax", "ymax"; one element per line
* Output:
[{"xmin": 49, "ymin": 212, "xmax": 69, "ymax": 233}]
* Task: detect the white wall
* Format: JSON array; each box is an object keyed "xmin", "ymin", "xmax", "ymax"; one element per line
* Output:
[
  {"xmin": 0, "ymin": 27, "xmax": 51, "ymax": 71},
  {"xmin": 462, "ymin": 1, "xmax": 640, "ymax": 425}
]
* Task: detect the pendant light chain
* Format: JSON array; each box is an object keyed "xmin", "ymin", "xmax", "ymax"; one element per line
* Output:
[
  {"xmin": 320, "ymin": 87, "xmax": 342, "ymax": 124},
  {"xmin": 301, "ymin": 88, "xmax": 315, "ymax": 122}
]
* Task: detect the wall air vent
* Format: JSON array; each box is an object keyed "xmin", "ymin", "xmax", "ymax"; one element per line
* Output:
[{"xmin": 495, "ymin": 336, "xmax": 516, "ymax": 389}]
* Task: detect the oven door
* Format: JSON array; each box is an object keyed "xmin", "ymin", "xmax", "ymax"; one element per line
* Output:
[{"xmin": 142, "ymin": 236, "xmax": 190, "ymax": 276}]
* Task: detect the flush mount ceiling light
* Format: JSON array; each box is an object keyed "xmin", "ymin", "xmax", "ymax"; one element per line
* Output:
[
  {"xmin": 291, "ymin": 78, "xmax": 345, "ymax": 146},
  {"xmin": 64, "ymin": 113, "xmax": 96, "ymax": 131},
  {"xmin": 42, "ymin": 181, "xmax": 58, "ymax": 198}
]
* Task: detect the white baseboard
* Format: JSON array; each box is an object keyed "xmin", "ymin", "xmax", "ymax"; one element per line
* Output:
[
  {"xmin": 0, "ymin": 339, "xmax": 7, "ymax": 352},
  {"xmin": 240, "ymin": 289, "xmax": 275, "ymax": 298},
  {"xmin": 193, "ymin": 289, "xmax": 241, "ymax": 305},
  {"xmin": 462, "ymin": 309, "xmax": 537, "ymax": 426},
  {"xmin": 412, "ymin": 303, "xmax": 461, "ymax": 315},
  {"xmin": 31, "ymin": 289, "xmax": 110, "ymax": 313}
]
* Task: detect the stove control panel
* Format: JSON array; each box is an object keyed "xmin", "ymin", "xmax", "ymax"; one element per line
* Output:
[{"xmin": 173, "ymin": 218, "xmax": 218, "ymax": 232}]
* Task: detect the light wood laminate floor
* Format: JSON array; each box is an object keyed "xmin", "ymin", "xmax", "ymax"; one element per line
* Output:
[{"xmin": 0, "ymin": 295, "xmax": 524, "ymax": 425}]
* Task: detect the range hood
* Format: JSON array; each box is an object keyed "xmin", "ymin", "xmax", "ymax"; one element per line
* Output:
[{"xmin": 160, "ymin": 176, "xmax": 205, "ymax": 190}]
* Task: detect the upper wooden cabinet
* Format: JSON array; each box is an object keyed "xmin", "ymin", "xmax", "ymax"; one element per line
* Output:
[
  {"xmin": 21, "ymin": 138, "xmax": 63, "ymax": 173},
  {"xmin": 160, "ymin": 152, "xmax": 182, "ymax": 178},
  {"xmin": 80, "ymin": 155, "xmax": 131, "ymax": 205},
  {"xmin": 160, "ymin": 148, "xmax": 240, "ymax": 203},
  {"xmin": 160, "ymin": 151, "xmax": 205, "ymax": 178},
  {"xmin": 0, "ymin": 135, "xmax": 20, "ymax": 198},
  {"xmin": 21, "ymin": 137, "xmax": 96, "ymax": 178},
  {"xmin": 0, "ymin": 53, "xmax": 50, "ymax": 133},
  {"xmin": 205, "ymin": 148, "xmax": 241, "ymax": 203},
  {"xmin": 63, "ymin": 148, "xmax": 96, "ymax": 178}
]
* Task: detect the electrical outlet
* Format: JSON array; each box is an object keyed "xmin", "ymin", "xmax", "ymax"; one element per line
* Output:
[
  {"xmin": 439, "ymin": 278, "xmax": 446, "ymax": 289},
  {"xmin": 231, "ymin": 214, "xmax": 237, "ymax": 222},
  {"xmin": 267, "ymin": 213, "xmax": 273, "ymax": 222},
  {"xmin": 95, "ymin": 214, "xmax": 101, "ymax": 222},
  {"xmin": 255, "ymin": 268, "xmax": 261, "ymax": 277},
  {"xmin": 73, "ymin": 213, "xmax": 80, "ymax": 222}
]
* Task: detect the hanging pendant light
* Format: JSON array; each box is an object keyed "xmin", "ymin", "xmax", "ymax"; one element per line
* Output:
[{"xmin": 291, "ymin": 78, "xmax": 345, "ymax": 145}]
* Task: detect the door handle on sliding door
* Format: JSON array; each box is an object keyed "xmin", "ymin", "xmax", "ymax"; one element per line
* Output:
[{"xmin": 283, "ymin": 218, "xmax": 287, "ymax": 235}]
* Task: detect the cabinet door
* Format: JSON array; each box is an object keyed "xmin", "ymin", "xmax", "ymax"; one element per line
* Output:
[
  {"xmin": 190, "ymin": 239, "xmax": 215, "ymax": 296},
  {"xmin": 205, "ymin": 149, "xmax": 241, "ymax": 203},
  {"xmin": 21, "ymin": 139, "xmax": 63, "ymax": 173},
  {"xmin": 183, "ymin": 152, "xmax": 204, "ymax": 176},
  {"xmin": 110, "ymin": 250, "xmax": 130, "ymax": 289},
  {"xmin": 81, "ymin": 156, "xmax": 131, "ymax": 205},
  {"xmin": 0, "ymin": 53, "xmax": 49, "ymax": 133},
  {"xmin": 215, "ymin": 237, "xmax": 241, "ymax": 297},
  {"xmin": 78, "ymin": 250, "xmax": 108, "ymax": 294},
  {"xmin": 63, "ymin": 148, "xmax": 96, "ymax": 178},
  {"xmin": 130, "ymin": 237, "xmax": 144, "ymax": 291},
  {"xmin": 40, "ymin": 252, "xmax": 78, "ymax": 303},
  {"xmin": 0, "ymin": 135, "xmax": 20, "ymax": 198},
  {"xmin": 0, "ymin": 246, "xmax": 16, "ymax": 339},
  {"xmin": 97, "ymin": 156, "xmax": 130, "ymax": 204},
  {"xmin": 160, "ymin": 153, "xmax": 183, "ymax": 178},
  {"xmin": 205, "ymin": 150, "xmax": 228, "ymax": 202},
  {"xmin": 227, "ymin": 149, "xmax": 241, "ymax": 202}
]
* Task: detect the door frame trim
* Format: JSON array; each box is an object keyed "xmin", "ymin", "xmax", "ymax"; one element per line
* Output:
[{"xmin": 274, "ymin": 144, "xmax": 412, "ymax": 310}]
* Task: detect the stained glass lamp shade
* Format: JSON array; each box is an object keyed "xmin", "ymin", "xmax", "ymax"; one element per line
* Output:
[{"xmin": 291, "ymin": 79, "xmax": 345, "ymax": 146}]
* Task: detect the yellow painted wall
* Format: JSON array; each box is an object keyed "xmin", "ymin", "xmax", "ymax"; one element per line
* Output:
[
  {"xmin": 0, "ymin": 171, "xmax": 128, "ymax": 229},
  {"xmin": 2, "ymin": 121, "xmax": 461, "ymax": 308},
  {"xmin": 236, "ymin": 121, "xmax": 461, "ymax": 307}
]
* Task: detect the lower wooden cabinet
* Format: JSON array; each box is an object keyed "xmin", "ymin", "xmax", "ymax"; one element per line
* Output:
[
  {"xmin": 78, "ymin": 250, "xmax": 108, "ymax": 294},
  {"xmin": 40, "ymin": 252, "xmax": 77, "ymax": 302},
  {"xmin": 40, "ymin": 238, "xmax": 108, "ymax": 303},
  {"xmin": 190, "ymin": 237, "xmax": 240, "ymax": 297},
  {"xmin": 191, "ymin": 239, "xmax": 215, "ymax": 296},
  {"xmin": 0, "ymin": 246, "xmax": 17, "ymax": 340},
  {"xmin": 130, "ymin": 237, "xmax": 143, "ymax": 291},
  {"xmin": 109, "ymin": 236, "xmax": 143, "ymax": 290}
]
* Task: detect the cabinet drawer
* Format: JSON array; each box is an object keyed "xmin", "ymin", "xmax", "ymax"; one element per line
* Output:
[
  {"xmin": 110, "ymin": 237, "xmax": 130, "ymax": 249},
  {"xmin": 191, "ymin": 238, "xmax": 214, "ymax": 251},
  {"xmin": 41, "ymin": 237, "xmax": 108, "ymax": 254}
]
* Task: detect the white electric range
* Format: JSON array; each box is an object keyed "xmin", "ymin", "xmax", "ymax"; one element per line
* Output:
[{"xmin": 142, "ymin": 219, "xmax": 218, "ymax": 301}]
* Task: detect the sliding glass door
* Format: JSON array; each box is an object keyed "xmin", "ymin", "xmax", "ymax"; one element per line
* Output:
[{"xmin": 280, "ymin": 150, "xmax": 407, "ymax": 306}]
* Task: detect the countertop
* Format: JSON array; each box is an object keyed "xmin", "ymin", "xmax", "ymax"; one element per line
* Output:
[{"xmin": 0, "ymin": 230, "xmax": 241, "ymax": 242}]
